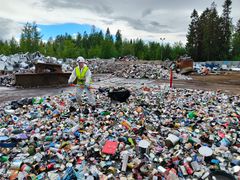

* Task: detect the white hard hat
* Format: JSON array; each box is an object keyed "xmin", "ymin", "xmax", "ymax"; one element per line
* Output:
[{"xmin": 77, "ymin": 56, "xmax": 85, "ymax": 63}]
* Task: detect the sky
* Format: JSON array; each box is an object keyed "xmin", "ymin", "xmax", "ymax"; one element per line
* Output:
[{"xmin": 0, "ymin": 0, "xmax": 240, "ymax": 44}]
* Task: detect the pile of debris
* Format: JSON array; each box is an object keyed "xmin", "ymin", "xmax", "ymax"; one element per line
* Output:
[
  {"xmin": 0, "ymin": 53, "xmax": 191, "ymax": 87},
  {"xmin": 114, "ymin": 64, "xmax": 192, "ymax": 80},
  {"xmin": 194, "ymin": 62, "xmax": 240, "ymax": 74},
  {"xmin": 87, "ymin": 59, "xmax": 119, "ymax": 74},
  {"xmin": 116, "ymin": 55, "xmax": 138, "ymax": 62},
  {"xmin": 0, "ymin": 52, "xmax": 73, "ymax": 74},
  {"xmin": 0, "ymin": 85, "xmax": 239, "ymax": 179},
  {"xmin": 0, "ymin": 75, "xmax": 15, "ymax": 87}
]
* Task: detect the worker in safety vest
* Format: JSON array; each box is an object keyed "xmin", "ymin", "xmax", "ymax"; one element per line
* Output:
[{"xmin": 68, "ymin": 56, "xmax": 96, "ymax": 106}]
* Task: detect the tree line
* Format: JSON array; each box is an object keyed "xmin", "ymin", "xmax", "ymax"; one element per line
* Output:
[
  {"xmin": 0, "ymin": 0, "xmax": 239, "ymax": 61},
  {"xmin": 0, "ymin": 23, "xmax": 186, "ymax": 60},
  {"xmin": 186, "ymin": 0, "xmax": 240, "ymax": 61}
]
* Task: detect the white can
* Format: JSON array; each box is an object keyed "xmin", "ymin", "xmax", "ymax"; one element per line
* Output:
[
  {"xmin": 71, "ymin": 125, "xmax": 80, "ymax": 133},
  {"xmin": 138, "ymin": 140, "xmax": 150, "ymax": 158},
  {"xmin": 165, "ymin": 134, "xmax": 180, "ymax": 148},
  {"xmin": 121, "ymin": 151, "xmax": 129, "ymax": 172}
]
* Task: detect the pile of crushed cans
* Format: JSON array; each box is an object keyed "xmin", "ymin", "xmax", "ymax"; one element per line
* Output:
[{"xmin": 0, "ymin": 84, "xmax": 240, "ymax": 179}]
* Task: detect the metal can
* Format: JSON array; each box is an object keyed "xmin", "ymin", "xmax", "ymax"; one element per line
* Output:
[
  {"xmin": 10, "ymin": 160, "xmax": 23, "ymax": 170},
  {"xmin": 27, "ymin": 174, "xmax": 37, "ymax": 180},
  {"xmin": 45, "ymin": 136, "xmax": 53, "ymax": 141},
  {"xmin": 121, "ymin": 151, "xmax": 129, "ymax": 172},
  {"xmin": 191, "ymin": 161, "xmax": 201, "ymax": 171},
  {"xmin": 21, "ymin": 164, "xmax": 32, "ymax": 173},
  {"xmin": 184, "ymin": 162, "xmax": 194, "ymax": 174},
  {"xmin": 47, "ymin": 163, "xmax": 55, "ymax": 170},
  {"xmin": 201, "ymin": 171, "xmax": 210, "ymax": 179},
  {"xmin": 165, "ymin": 134, "xmax": 180, "ymax": 148},
  {"xmin": 49, "ymin": 147, "xmax": 59, "ymax": 153},
  {"xmin": 179, "ymin": 165, "xmax": 188, "ymax": 176}
]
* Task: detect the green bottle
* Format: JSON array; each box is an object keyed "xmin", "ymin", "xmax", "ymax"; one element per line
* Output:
[
  {"xmin": 188, "ymin": 111, "xmax": 197, "ymax": 119},
  {"xmin": 45, "ymin": 136, "xmax": 53, "ymax": 141},
  {"xmin": 0, "ymin": 155, "xmax": 9, "ymax": 162},
  {"xmin": 101, "ymin": 111, "xmax": 111, "ymax": 116}
]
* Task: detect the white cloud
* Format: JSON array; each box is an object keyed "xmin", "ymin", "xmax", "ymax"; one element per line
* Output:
[
  {"xmin": 0, "ymin": 0, "xmax": 239, "ymax": 44},
  {"xmin": 0, "ymin": 17, "xmax": 22, "ymax": 40}
]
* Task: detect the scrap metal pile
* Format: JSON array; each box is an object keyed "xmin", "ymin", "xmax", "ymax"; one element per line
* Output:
[
  {"xmin": 0, "ymin": 52, "xmax": 191, "ymax": 87},
  {"xmin": 0, "ymin": 85, "xmax": 240, "ymax": 179},
  {"xmin": 114, "ymin": 64, "xmax": 192, "ymax": 80},
  {"xmin": 0, "ymin": 75, "xmax": 15, "ymax": 87}
]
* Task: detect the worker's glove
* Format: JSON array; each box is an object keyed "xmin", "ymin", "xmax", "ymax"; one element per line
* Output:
[{"xmin": 68, "ymin": 82, "xmax": 75, "ymax": 87}]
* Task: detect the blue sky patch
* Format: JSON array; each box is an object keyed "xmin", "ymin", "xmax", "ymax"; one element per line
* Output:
[{"xmin": 38, "ymin": 23, "xmax": 102, "ymax": 40}]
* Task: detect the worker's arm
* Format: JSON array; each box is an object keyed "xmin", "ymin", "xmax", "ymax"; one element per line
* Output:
[
  {"xmin": 85, "ymin": 69, "xmax": 92, "ymax": 87},
  {"xmin": 68, "ymin": 68, "xmax": 77, "ymax": 84}
]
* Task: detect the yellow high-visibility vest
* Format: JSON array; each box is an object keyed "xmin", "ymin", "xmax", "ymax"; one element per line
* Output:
[{"xmin": 75, "ymin": 66, "xmax": 89, "ymax": 85}]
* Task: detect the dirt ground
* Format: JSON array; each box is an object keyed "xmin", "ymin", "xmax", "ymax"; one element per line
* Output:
[
  {"xmin": 167, "ymin": 71, "xmax": 240, "ymax": 95},
  {"xmin": 0, "ymin": 71, "xmax": 239, "ymax": 107}
]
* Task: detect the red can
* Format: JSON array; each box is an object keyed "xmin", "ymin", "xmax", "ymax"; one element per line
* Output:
[
  {"xmin": 184, "ymin": 162, "xmax": 193, "ymax": 175},
  {"xmin": 79, "ymin": 118, "xmax": 85, "ymax": 122},
  {"xmin": 47, "ymin": 163, "xmax": 55, "ymax": 170}
]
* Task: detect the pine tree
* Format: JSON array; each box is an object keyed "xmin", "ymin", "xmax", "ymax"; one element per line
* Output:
[
  {"xmin": 122, "ymin": 40, "xmax": 134, "ymax": 56},
  {"xmin": 186, "ymin": 9, "xmax": 200, "ymax": 61},
  {"xmin": 105, "ymin": 28, "xmax": 113, "ymax": 42},
  {"xmin": 82, "ymin": 31, "xmax": 89, "ymax": 57},
  {"xmin": 9, "ymin": 37, "xmax": 19, "ymax": 54},
  {"xmin": 0, "ymin": 40, "xmax": 10, "ymax": 55},
  {"xmin": 172, "ymin": 42, "xmax": 186, "ymax": 59},
  {"xmin": 20, "ymin": 22, "xmax": 41, "ymax": 53},
  {"xmin": 32, "ymin": 22, "xmax": 41, "ymax": 52},
  {"xmin": 220, "ymin": 0, "xmax": 232, "ymax": 60},
  {"xmin": 232, "ymin": 19, "xmax": 240, "ymax": 60},
  {"xmin": 115, "ymin": 30, "xmax": 122, "ymax": 57},
  {"xmin": 236, "ymin": 19, "xmax": 240, "ymax": 34},
  {"xmin": 207, "ymin": 3, "xmax": 222, "ymax": 60},
  {"xmin": 134, "ymin": 39, "xmax": 144, "ymax": 59},
  {"xmin": 101, "ymin": 28, "xmax": 116, "ymax": 58},
  {"xmin": 198, "ymin": 3, "xmax": 222, "ymax": 61}
]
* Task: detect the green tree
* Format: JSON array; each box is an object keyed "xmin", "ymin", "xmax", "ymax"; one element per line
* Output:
[
  {"xmin": 122, "ymin": 39, "xmax": 134, "ymax": 56},
  {"xmin": 44, "ymin": 37, "xmax": 55, "ymax": 56},
  {"xmin": 163, "ymin": 43, "xmax": 172, "ymax": 60},
  {"xmin": 9, "ymin": 37, "xmax": 19, "ymax": 54},
  {"xmin": 172, "ymin": 42, "xmax": 186, "ymax": 59},
  {"xmin": 0, "ymin": 40, "xmax": 10, "ymax": 55},
  {"xmin": 101, "ymin": 28, "xmax": 116, "ymax": 58},
  {"xmin": 199, "ymin": 3, "xmax": 221, "ymax": 61},
  {"xmin": 220, "ymin": 0, "xmax": 232, "ymax": 59},
  {"xmin": 63, "ymin": 40, "xmax": 76, "ymax": 58},
  {"xmin": 20, "ymin": 22, "xmax": 41, "ymax": 53},
  {"xmin": 82, "ymin": 31, "xmax": 89, "ymax": 57},
  {"xmin": 105, "ymin": 27, "xmax": 113, "ymax": 42},
  {"xmin": 88, "ymin": 46, "xmax": 101, "ymax": 58},
  {"xmin": 232, "ymin": 19, "xmax": 240, "ymax": 60},
  {"xmin": 186, "ymin": 9, "xmax": 200, "ymax": 61},
  {"xmin": 147, "ymin": 42, "xmax": 159, "ymax": 60},
  {"xmin": 115, "ymin": 30, "xmax": 122, "ymax": 57}
]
